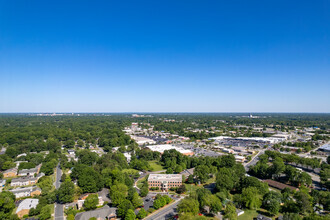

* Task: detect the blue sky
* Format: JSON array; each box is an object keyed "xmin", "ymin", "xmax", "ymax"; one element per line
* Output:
[{"xmin": 0, "ymin": 0, "xmax": 329, "ymax": 112}]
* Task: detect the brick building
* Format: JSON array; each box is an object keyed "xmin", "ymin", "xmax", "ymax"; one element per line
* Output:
[{"xmin": 148, "ymin": 174, "xmax": 182, "ymax": 192}]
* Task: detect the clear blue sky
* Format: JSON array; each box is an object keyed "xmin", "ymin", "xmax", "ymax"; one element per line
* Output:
[{"xmin": 0, "ymin": 0, "xmax": 329, "ymax": 113}]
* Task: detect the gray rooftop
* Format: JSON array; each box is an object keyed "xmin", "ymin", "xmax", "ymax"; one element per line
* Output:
[
  {"xmin": 16, "ymin": 199, "xmax": 39, "ymax": 213},
  {"xmin": 75, "ymin": 206, "xmax": 116, "ymax": 220}
]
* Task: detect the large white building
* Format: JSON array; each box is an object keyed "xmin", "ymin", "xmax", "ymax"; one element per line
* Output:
[
  {"xmin": 146, "ymin": 144, "xmax": 194, "ymax": 156},
  {"xmin": 131, "ymin": 135, "xmax": 156, "ymax": 145},
  {"xmin": 210, "ymin": 136, "xmax": 287, "ymax": 144}
]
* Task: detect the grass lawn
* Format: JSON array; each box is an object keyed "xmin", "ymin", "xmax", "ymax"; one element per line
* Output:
[
  {"xmin": 137, "ymin": 176, "xmax": 147, "ymax": 189},
  {"xmin": 238, "ymin": 209, "xmax": 259, "ymax": 220},
  {"xmin": 148, "ymin": 160, "xmax": 164, "ymax": 171},
  {"xmin": 50, "ymin": 204, "xmax": 55, "ymax": 220},
  {"xmin": 204, "ymin": 176, "xmax": 216, "ymax": 185},
  {"xmin": 122, "ymin": 168, "xmax": 139, "ymax": 176},
  {"xmin": 185, "ymin": 183, "xmax": 203, "ymax": 195},
  {"xmin": 238, "ymin": 209, "xmax": 277, "ymax": 220}
]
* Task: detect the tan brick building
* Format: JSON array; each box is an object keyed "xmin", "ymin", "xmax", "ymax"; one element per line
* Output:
[
  {"xmin": 3, "ymin": 168, "xmax": 17, "ymax": 178},
  {"xmin": 148, "ymin": 174, "xmax": 182, "ymax": 192}
]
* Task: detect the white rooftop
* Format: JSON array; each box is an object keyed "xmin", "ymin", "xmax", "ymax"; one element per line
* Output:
[
  {"xmin": 148, "ymin": 174, "xmax": 182, "ymax": 182},
  {"xmin": 16, "ymin": 199, "xmax": 39, "ymax": 213},
  {"xmin": 146, "ymin": 144, "xmax": 193, "ymax": 154}
]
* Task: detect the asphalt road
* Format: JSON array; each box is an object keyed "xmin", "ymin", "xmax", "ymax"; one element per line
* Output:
[
  {"xmin": 244, "ymin": 149, "xmax": 266, "ymax": 171},
  {"xmin": 144, "ymin": 197, "xmax": 183, "ymax": 220},
  {"xmin": 54, "ymin": 163, "xmax": 64, "ymax": 220}
]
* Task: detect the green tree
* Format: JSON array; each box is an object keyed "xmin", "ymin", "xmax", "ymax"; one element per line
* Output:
[
  {"xmin": 84, "ymin": 194, "xmax": 99, "ymax": 210},
  {"xmin": 224, "ymin": 203, "xmax": 237, "ymax": 220},
  {"xmin": 56, "ymin": 181, "xmax": 75, "ymax": 203},
  {"xmin": 67, "ymin": 214, "xmax": 75, "ymax": 220},
  {"xmin": 77, "ymin": 167, "xmax": 104, "ymax": 193},
  {"xmin": 153, "ymin": 198, "xmax": 165, "ymax": 210},
  {"xmin": 241, "ymin": 187, "xmax": 262, "ymax": 210},
  {"xmin": 131, "ymin": 192, "xmax": 143, "ymax": 208},
  {"xmin": 0, "ymin": 191, "xmax": 16, "ymax": 219},
  {"xmin": 262, "ymin": 191, "xmax": 282, "ymax": 215},
  {"xmin": 125, "ymin": 209, "xmax": 136, "ymax": 220},
  {"xmin": 177, "ymin": 197, "xmax": 200, "ymax": 215},
  {"xmin": 207, "ymin": 195, "xmax": 222, "ymax": 214},
  {"xmin": 282, "ymin": 212, "xmax": 302, "ymax": 220},
  {"xmin": 117, "ymin": 200, "xmax": 134, "ymax": 218},
  {"xmin": 137, "ymin": 208, "xmax": 147, "ymax": 219},
  {"xmin": 39, "ymin": 205, "xmax": 51, "ymax": 220},
  {"xmin": 110, "ymin": 183, "xmax": 128, "ymax": 206},
  {"xmin": 294, "ymin": 191, "xmax": 313, "ymax": 214},
  {"xmin": 269, "ymin": 157, "xmax": 285, "ymax": 179},
  {"xmin": 140, "ymin": 183, "xmax": 149, "ymax": 197},
  {"xmin": 187, "ymin": 175, "xmax": 194, "ymax": 184},
  {"xmin": 166, "ymin": 167, "xmax": 173, "ymax": 174},
  {"xmin": 194, "ymin": 165, "xmax": 210, "ymax": 183},
  {"xmin": 177, "ymin": 184, "xmax": 187, "ymax": 194}
]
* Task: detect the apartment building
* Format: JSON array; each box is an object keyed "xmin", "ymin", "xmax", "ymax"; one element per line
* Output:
[{"xmin": 9, "ymin": 186, "xmax": 41, "ymax": 198}]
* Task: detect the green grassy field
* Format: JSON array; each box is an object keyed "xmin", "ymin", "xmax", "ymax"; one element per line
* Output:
[
  {"xmin": 238, "ymin": 209, "xmax": 277, "ymax": 220},
  {"xmin": 185, "ymin": 183, "xmax": 203, "ymax": 195},
  {"xmin": 237, "ymin": 209, "xmax": 259, "ymax": 220},
  {"xmin": 137, "ymin": 176, "xmax": 147, "ymax": 188},
  {"xmin": 148, "ymin": 160, "xmax": 164, "ymax": 171}
]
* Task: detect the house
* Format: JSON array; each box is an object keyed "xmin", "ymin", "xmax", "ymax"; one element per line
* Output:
[
  {"xmin": 256, "ymin": 214, "xmax": 272, "ymax": 220},
  {"xmin": 148, "ymin": 174, "xmax": 183, "ymax": 192},
  {"xmin": 9, "ymin": 186, "xmax": 41, "ymax": 198},
  {"xmin": 75, "ymin": 206, "xmax": 117, "ymax": 220},
  {"xmin": 0, "ymin": 179, "xmax": 6, "ymax": 187},
  {"xmin": 0, "ymin": 179, "xmax": 6, "ymax": 192},
  {"xmin": 3, "ymin": 167, "xmax": 18, "ymax": 178},
  {"xmin": 76, "ymin": 195, "xmax": 104, "ymax": 210},
  {"xmin": 123, "ymin": 152, "xmax": 131, "ymax": 163},
  {"xmin": 18, "ymin": 164, "xmax": 42, "ymax": 177},
  {"xmin": 17, "ymin": 153, "xmax": 27, "ymax": 158},
  {"xmin": 11, "ymin": 176, "xmax": 37, "ymax": 187},
  {"xmin": 68, "ymin": 149, "xmax": 75, "ymax": 156},
  {"xmin": 16, "ymin": 199, "xmax": 39, "ymax": 218},
  {"xmin": 236, "ymin": 209, "xmax": 244, "ymax": 216}
]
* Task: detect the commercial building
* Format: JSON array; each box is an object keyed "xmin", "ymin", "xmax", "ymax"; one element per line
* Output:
[
  {"xmin": 131, "ymin": 135, "xmax": 156, "ymax": 145},
  {"xmin": 210, "ymin": 136, "xmax": 286, "ymax": 145},
  {"xmin": 16, "ymin": 199, "xmax": 39, "ymax": 218},
  {"xmin": 148, "ymin": 174, "xmax": 183, "ymax": 192},
  {"xmin": 319, "ymin": 144, "xmax": 330, "ymax": 154},
  {"xmin": 146, "ymin": 144, "xmax": 194, "ymax": 156}
]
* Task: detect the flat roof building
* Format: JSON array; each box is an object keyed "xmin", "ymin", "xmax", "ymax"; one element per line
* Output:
[
  {"xmin": 16, "ymin": 199, "xmax": 39, "ymax": 218},
  {"xmin": 148, "ymin": 174, "xmax": 183, "ymax": 192},
  {"xmin": 146, "ymin": 144, "xmax": 194, "ymax": 156}
]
